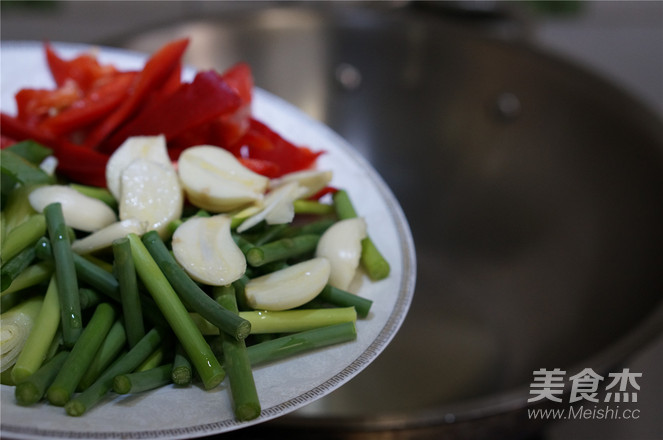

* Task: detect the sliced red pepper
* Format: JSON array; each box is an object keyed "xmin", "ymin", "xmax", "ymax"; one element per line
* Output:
[
  {"xmin": 2, "ymin": 112, "xmax": 60, "ymax": 147},
  {"xmin": 45, "ymin": 43, "xmax": 119, "ymax": 92},
  {"xmin": 86, "ymin": 38, "xmax": 190, "ymax": 151},
  {"xmin": 166, "ymin": 62, "xmax": 253, "ymax": 151},
  {"xmin": 15, "ymin": 81, "xmax": 82, "ymax": 125},
  {"xmin": 309, "ymin": 186, "xmax": 339, "ymax": 200},
  {"xmin": 157, "ymin": 62, "xmax": 184, "ymax": 98},
  {"xmin": 105, "ymin": 70, "xmax": 241, "ymax": 150},
  {"xmin": 1, "ymin": 135, "xmax": 18, "ymax": 149},
  {"xmin": 52, "ymin": 144, "xmax": 108, "ymax": 187},
  {"xmin": 238, "ymin": 157, "xmax": 281, "ymax": 178},
  {"xmin": 216, "ymin": 62, "xmax": 253, "ymax": 147},
  {"xmin": 221, "ymin": 62, "xmax": 253, "ymax": 104},
  {"xmin": 231, "ymin": 118, "xmax": 323, "ymax": 177},
  {"xmin": 1, "ymin": 112, "xmax": 109, "ymax": 186},
  {"xmin": 38, "ymin": 71, "xmax": 136, "ymax": 136}
]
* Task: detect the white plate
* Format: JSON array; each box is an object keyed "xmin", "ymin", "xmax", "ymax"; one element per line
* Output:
[{"xmin": 0, "ymin": 41, "xmax": 416, "ymax": 439}]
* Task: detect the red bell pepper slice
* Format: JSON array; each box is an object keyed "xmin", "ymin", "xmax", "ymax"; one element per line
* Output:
[
  {"xmin": 1, "ymin": 112, "xmax": 109, "ymax": 187},
  {"xmin": 2, "ymin": 112, "xmax": 60, "ymax": 148},
  {"xmin": 1, "ymin": 135, "xmax": 18, "ymax": 149},
  {"xmin": 238, "ymin": 157, "xmax": 281, "ymax": 178},
  {"xmin": 221, "ymin": 62, "xmax": 253, "ymax": 104},
  {"xmin": 216, "ymin": 62, "xmax": 253, "ymax": 147},
  {"xmin": 104, "ymin": 70, "xmax": 241, "ymax": 150},
  {"xmin": 166, "ymin": 62, "xmax": 253, "ymax": 151},
  {"xmin": 38, "ymin": 71, "xmax": 136, "ymax": 136},
  {"xmin": 86, "ymin": 38, "xmax": 190, "ymax": 151},
  {"xmin": 15, "ymin": 81, "xmax": 82, "ymax": 126},
  {"xmin": 309, "ymin": 186, "xmax": 339, "ymax": 200},
  {"xmin": 157, "ymin": 62, "xmax": 184, "ymax": 98},
  {"xmin": 231, "ymin": 118, "xmax": 323, "ymax": 177},
  {"xmin": 45, "ymin": 43, "xmax": 119, "ymax": 92}
]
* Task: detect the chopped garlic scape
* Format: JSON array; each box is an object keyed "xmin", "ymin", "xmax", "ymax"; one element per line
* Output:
[
  {"xmin": 178, "ymin": 145, "xmax": 269, "ymax": 212},
  {"xmin": 245, "ymin": 257, "xmax": 331, "ymax": 311},
  {"xmin": 316, "ymin": 217, "xmax": 367, "ymax": 290},
  {"xmin": 237, "ymin": 181, "xmax": 307, "ymax": 233},
  {"xmin": 71, "ymin": 219, "xmax": 147, "ymax": 254},
  {"xmin": 171, "ymin": 214, "xmax": 246, "ymax": 286},
  {"xmin": 28, "ymin": 185, "xmax": 117, "ymax": 232},
  {"xmin": 269, "ymin": 169, "xmax": 333, "ymax": 199},
  {"xmin": 118, "ymin": 158, "xmax": 183, "ymax": 238},
  {"xmin": 105, "ymin": 135, "xmax": 171, "ymax": 200}
]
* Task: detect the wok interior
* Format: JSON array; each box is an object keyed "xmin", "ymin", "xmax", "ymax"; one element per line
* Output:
[{"xmin": 123, "ymin": 4, "xmax": 663, "ymax": 424}]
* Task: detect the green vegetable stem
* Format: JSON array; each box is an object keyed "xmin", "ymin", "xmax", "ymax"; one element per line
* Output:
[
  {"xmin": 113, "ymin": 363, "xmax": 173, "ymax": 395},
  {"xmin": 1, "ymin": 245, "xmax": 37, "ymax": 292},
  {"xmin": 0, "ymin": 149, "xmax": 54, "ymax": 188},
  {"xmin": 14, "ymin": 350, "xmax": 69, "ymax": 406},
  {"xmin": 192, "ymin": 307, "xmax": 357, "ymax": 335},
  {"xmin": 78, "ymin": 287, "xmax": 104, "ymax": 310},
  {"xmin": 112, "ymin": 237, "xmax": 144, "ymax": 348},
  {"xmin": 65, "ymin": 326, "xmax": 167, "ymax": 417},
  {"xmin": 77, "ymin": 319, "xmax": 127, "ymax": 391},
  {"xmin": 35, "ymin": 237, "xmax": 120, "ymax": 301},
  {"xmin": 246, "ymin": 322, "xmax": 357, "ymax": 366},
  {"xmin": 46, "ymin": 302, "xmax": 116, "ymax": 406},
  {"xmin": 0, "ymin": 261, "xmax": 52, "ymax": 297},
  {"xmin": 11, "ymin": 276, "xmax": 60, "ymax": 383},
  {"xmin": 293, "ymin": 199, "xmax": 334, "ymax": 215},
  {"xmin": 245, "ymin": 234, "xmax": 320, "ymax": 267},
  {"xmin": 44, "ymin": 202, "xmax": 82, "ymax": 348},
  {"xmin": 214, "ymin": 285, "xmax": 261, "ymax": 421},
  {"xmin": 127, "ymin": 233, "xmax": 225, "ymax": 390},
  {"xmin": 317, "ymin": 284, "xmax": 373, "ymax": 318},
  {"xmin": 171, "ymin": 343, "xmax": 192, "ymax": 386},
  {"xmin": 1, "ymin": 213, "xmax": 46, "ymax": 264},
  {"xmin": 36, "ymin": 237, "xmax": 168, "ymax": 329}
]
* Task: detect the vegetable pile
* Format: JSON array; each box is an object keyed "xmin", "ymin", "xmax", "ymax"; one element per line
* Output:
[
  {"xmin": 1, "ymin": 38, "xmax": 321, "ymax": 186},
  {"xmin": 0, "ymin": 40, "xmax": 390, "ymax": 422}
]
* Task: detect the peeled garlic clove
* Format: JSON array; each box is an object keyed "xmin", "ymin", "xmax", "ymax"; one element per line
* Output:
[
  {"xmin": 171, "ymin": 214, "xmax": 246, "ymax": 285},
  {"xmin": 178, "ymin": 145, "xmax": 269, "ymax": 212},
  {"xmin": 237, "ymin": 182, "xmax": 307, "ymax": 233},
  {"xmin": 316, "ymin": 217, "xmax": 367, "ymax": 290},
  {"xmin": 269, "ymin": 169, "xmax": 333, "ymax": 199},
  {"xmin": 118, "ymin": 159, "xmax": 183, "ymax": 237},
  {"xmin": 105, "ymin": 135, "xmax": 171, "ymax": 200},
  {"xmin": 71, "ymin": 219, "xmax": 147, "ymax": 254},
  {"xmin": 245, "ymin": 257, "xmax": 331, "ymax": 311},
  {"xmin": 29, "ymin": 185, "xmax": 117, "ymax": 232}
]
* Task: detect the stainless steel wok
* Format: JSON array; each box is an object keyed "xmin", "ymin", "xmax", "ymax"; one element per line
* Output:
[{"xmin": 120, "ymin": 4, "xmax": 663, "ymax": 439}]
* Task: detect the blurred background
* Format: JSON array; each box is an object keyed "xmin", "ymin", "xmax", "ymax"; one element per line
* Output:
[
  {"xmin": 2, "ymin": 1, "xmax": 662, "ymax": 439},
  {"xmin": 2, "ymin": 1, "xmax": 662, "ymax": 115}
]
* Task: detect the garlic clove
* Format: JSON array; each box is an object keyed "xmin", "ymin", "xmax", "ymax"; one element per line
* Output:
[
  {"xmin": 245, "ymin": 257, "xmax": 331, "ymax": 311},
  {"xmin": 28, "ymin": 185, "xmax": 117, "ymax": 232},
  {"xmin": 315, "ymin": 217, "xmax": 367, "ymax": 290},
  {"xmin": 178, "ymin": 145, "xmax": 269, "ymax": 212},
  {"xmin": 269, "ymin": 169, "xmax": 333, "ymax": 199},
  {"xmin": 105, "ymin": 135, "xmax": 171, "ymax": 200},
  {"xmin": 171, "ymin": 214, "xmax": 246, "ymax": 286},
  {"xmin": 118, "ymin": 158, "xmax": 183, "ymax": 237},
  {"xmin": 71, "ymin": 219, "xmax": 147, "ymax": 254},
  {"xmin": 236, "ymin": 181, "xmax": 307, "ymax": 233}
]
